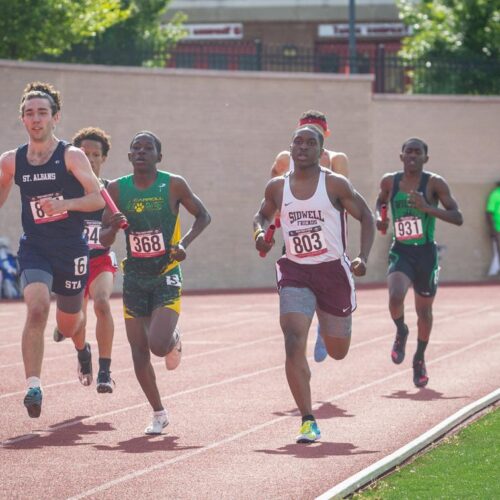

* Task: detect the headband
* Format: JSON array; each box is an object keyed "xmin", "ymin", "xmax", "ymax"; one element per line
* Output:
[{"xmin": 298, "ymin": 117, "xmax": 329, "ymax": 133}]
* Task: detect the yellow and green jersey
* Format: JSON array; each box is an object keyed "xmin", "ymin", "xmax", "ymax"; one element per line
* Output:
[
  {"xmin": 390, "ymin": 172, "xmax": 436, "ymax": 246},
  {"xmin": 118, "ymin": 171, "xmax": 181, "ymax": 276}
]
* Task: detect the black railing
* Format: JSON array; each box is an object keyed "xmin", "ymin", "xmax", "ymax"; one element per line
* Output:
[
  {"xmin": 167, "ymin": 41, "xmax": 500, "ymax": 95},
  {"xmin": 44, "ymin": 40, "xmax": 500, "ymax": 95}
]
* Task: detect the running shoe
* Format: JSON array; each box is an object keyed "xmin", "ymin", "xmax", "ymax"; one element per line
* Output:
[
  {"xmin": 53, "ymin": 327, "xmax": 65, "ymax": 343},
  {"xmin": 23, "ymin": 386, "xmax": 43, "ymax": 418},
  {"xmin": 314, "ymin": 327, "xmax": 328, "ymax": 363},
  {"xmin": 391, "ymin": 325, "xmax": 409, "ymax": 365},
  {"xmin": 144, "ymin": 411, "xmax": 169, "ymax": 435},
  {"xmin": 296, "ymin": 420, "xmax": 321, "ymax": 444},
  {"xmin": 413, "ymin": 357, "xmax": 429, "ymax": 388},
  {"xmin": 165, "ymin": 329, "xmax": 182, "ymax": 371},
  {"xmin": 77, "ymin": 343, "xmax": 93, "ymax": 386},
  {"xmin": 96, "ymin": 370, "xmax": 115, "ymax": 394}
]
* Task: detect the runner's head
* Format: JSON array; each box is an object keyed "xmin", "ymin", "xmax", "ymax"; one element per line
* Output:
[
  {"xmin": 20, "ymin": 81, "xmax": 61, "ymax": 117},
  {"xmin": 400, "ymin": 137, "xmax": 429, "ymax": 171},
  {"xmin": 73, "ymin": 127, "xmax": 111, "ymax": 176},
  {"xmin": 290, "ymin": 126, "xmax": 324, "ymax": 168},
  {"xmin": 298, "ymin": 110, "xmax": 330, "ymax": 138},
  {"xmin": 128, "ymin": 131, "xmax": 162, "ymax": 170}
]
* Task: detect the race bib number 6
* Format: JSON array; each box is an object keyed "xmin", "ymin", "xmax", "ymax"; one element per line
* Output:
[
  {"xmin": 395, "ymin": 216, "xmax": 424, "ymax": 241},
  {"xmin": 129, "ymin": 229, "xmax": 166, "ymax": 258},
  {"xmin": 288, "ymin": 226, "xmax": 327, "ymax": 258},
  {"xmin": 30, "ymin": 193, "xmax": 68, "ymax": 224}
]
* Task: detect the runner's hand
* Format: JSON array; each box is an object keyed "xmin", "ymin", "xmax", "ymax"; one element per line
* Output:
[
  {"xmin": 351, "ymin": 256, "xmax": 367, "ymax": 277},
  {"xmin": 170, "ymin": 243, "xmax": 186, "ymax": 262}
]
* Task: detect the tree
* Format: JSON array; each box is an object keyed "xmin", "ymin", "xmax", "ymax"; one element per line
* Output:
[
  {"xmin": 0, "ymin": 0, "xmax": 130, "ymax": 60},
  {"xmin": 59, "ymin": 0, "xmax": 187, "ymax": 67},
  {"xmin": 397, "ymin": 0, "xmax": 500, "ymax": 94}
]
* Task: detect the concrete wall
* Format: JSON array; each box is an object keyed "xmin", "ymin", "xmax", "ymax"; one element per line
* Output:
[{"xmin": 1, "ymin": 60, "xmax": 498, "ymax": 291}]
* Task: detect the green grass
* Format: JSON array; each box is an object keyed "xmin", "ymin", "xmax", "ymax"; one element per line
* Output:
[{"xmin": 354, "ymin": 407, "xmax": 500, "ymax": 500}]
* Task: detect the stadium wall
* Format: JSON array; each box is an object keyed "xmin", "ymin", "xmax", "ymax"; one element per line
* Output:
[{"xmin": 0, "ymin": 60, "xmax": 498, "ymax": 291}]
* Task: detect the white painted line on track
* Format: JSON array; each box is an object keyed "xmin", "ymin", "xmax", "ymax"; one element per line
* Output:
[
  {"xmin": 40, "ymin": 332, "xmax": 500, "ymax": 498},
  {"xmin": 316, "ymin": 388, "xmax": 500, "ymax": 500},
  {"xmin": 0, "ymin": 333, "xmax": 393, "ymax": 446}
]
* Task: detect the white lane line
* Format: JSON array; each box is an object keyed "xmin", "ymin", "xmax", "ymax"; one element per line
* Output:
[
  {"xmin": 316, "ymin": 388, "xmax": 500, "ymax": 500},
  {"xmin": 0, "ymin": 333, "xmax": 393, "ymax": 445},
  {"xmin": 65, "ymin": 331, "xmax": 500, "ymax": 500}
]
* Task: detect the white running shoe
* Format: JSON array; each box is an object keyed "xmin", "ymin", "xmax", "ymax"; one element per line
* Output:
[
  {"xmin": 165, "ymin": 329, "xmax": 182, "ymax": 371},
  {"xmin": 144, "ymin": 411, "xmax": 169, "ymax": 435}
]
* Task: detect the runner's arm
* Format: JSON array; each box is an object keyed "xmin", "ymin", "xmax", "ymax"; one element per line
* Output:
[
  {"xmin": 99, "ymin": 180, "xmax": 126, "ymax": 247},
  {"xmin": 0, "ymin": 151, "xmax": 15, "ymax": 208}
]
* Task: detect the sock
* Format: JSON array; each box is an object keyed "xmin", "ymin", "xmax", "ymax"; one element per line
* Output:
[
  {"xmin": 393, "ymin": 316, "xmax": 407, "ymax": 335},
  {"xmin": 302, "ymin": 414, "xmax": 315, "ymax": 424},
  {"xmin": 26, "ymin": 376, "xmax": 41, "ymax": 389},
  {"xmin": 154, "ymin": 409, "xmax": 167, "ymax": 417},
  {"xmin": 77, "ymin": 343, "xmax": 90, "ymax": 361},
  {"xmin": 414, "ymin": 339, "xmax": 428, "ymax": 361},
  {"xmin": 98, "ymin": 358, "xmax": 111, "ymax": 373}
]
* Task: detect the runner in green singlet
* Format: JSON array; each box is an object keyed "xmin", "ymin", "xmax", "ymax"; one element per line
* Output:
[
  {"xmin": 375, "ymin": 138, "xmax": 463, "ymax": 388},
  {"xmin": 100, "ymin": 131, "xmax": 210, "ymax": 435}
]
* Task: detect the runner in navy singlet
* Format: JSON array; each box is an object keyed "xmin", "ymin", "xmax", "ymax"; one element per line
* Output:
[{"xmin": 0, "ymin": 82, "xmax": 104, "ymax": 418}]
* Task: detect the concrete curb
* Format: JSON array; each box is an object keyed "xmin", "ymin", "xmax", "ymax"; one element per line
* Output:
[{"xmin": 316, "ymin": 388, "xmax": 500, "ymax": 500}]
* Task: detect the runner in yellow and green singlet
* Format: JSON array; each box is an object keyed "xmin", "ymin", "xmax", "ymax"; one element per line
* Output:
[
  {"xmin": 100, "ymin": 131, "xmax": 210, "ymax": 435},
  {"xmin": 375, "ymin": 138, "xmax": 463, "ymax": 388}
]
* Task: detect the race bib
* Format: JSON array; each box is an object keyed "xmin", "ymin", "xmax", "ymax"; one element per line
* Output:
[
  {"xmin": 129, "ymin": 229, "xmax": 166, "ymax": 258},
  {"xmin": 84, "ymin": 221, "xmax": 104, "ymax": 250},
  {"xmin": 288, "ymin": 225, "xmax": 327, "ymax": 258},
  {"xmin": 395, "ymin": 216, "xmax": 423, "ymax": 241},
  {"xmin": 29, "ymin": 193, "xmax": 68, "ymax": 224}
]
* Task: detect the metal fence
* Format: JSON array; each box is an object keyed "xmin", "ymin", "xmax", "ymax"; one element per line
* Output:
[{"xmin": 166, "ymin": 41, "xmax": 500, "ymax": 95}]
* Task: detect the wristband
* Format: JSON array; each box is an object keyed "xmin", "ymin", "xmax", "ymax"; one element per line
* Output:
[{"xmin": 253, "ymin": 228, "xmax": 265, "ymax": 241}]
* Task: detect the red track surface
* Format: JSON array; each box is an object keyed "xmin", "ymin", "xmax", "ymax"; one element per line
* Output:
[{"xmin": 0, "ymin": 285, "xmax": 499, "ymax": 499}]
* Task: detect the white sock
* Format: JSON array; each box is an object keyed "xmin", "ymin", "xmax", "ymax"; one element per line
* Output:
[
  {"xmin": 26, "ymin": 377, "xmax": 41, "ymax": 389},
  {"xmin": 154, "ymin": 409, "xmax": 167, "ymax": 417}
]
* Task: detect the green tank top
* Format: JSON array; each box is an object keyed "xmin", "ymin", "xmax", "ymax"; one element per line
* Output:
[
  {"xmin": 118, "ymin": 171, "xmax": 181, "ymax": 275},
  {"xmin": 390, "ymin": 172, "xmax": 436, "ymax": 245}
]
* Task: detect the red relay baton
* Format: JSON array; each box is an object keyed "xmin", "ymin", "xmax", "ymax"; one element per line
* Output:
[
  {"xmin": 380, "ymin": 204, "xmax": 388, "ymax": 235},
  {"xmin": 101, "ymin": 187, "xmax": 129, "ymax": 230},
  {"xmin": 259, "ymin": 224, "xmax": 276, "ymax": 258}
]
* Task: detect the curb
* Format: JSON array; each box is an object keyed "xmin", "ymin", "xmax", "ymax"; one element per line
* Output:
[{"xmin": 316, "ymin": 388, "xmax": 500, "ymax": 500}]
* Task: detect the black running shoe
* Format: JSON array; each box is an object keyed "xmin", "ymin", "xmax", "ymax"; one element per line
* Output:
[
  {"xmin": 413, "ymin": 358, "xmax": 429, "ymax": 388},
  {"xmin": 77, "ymin": 343, "xmax": 93, "ymax": 386},
  {"xmin": 53, "ymin": 327, "xmax": 65, "ymax": 343},
  {"xmin": 96, "ymin": 370, "xmax": 115, "ymax": 394},
  {"xmin": 23, "ymin": 386, "xmax": 43, "ymax": 418},
  {"xmin": 391, "ymin": 325, "xmax": 409, "ymax": 365}
]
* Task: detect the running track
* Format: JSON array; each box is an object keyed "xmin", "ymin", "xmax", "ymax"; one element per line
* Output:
[{"xmin": 0, "ymin": 285, "xmax": 499, "ymax": 499}]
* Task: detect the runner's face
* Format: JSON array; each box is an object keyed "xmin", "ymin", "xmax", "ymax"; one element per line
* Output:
[
  {"xmin": 400, "ymin": 141, "xmax": 428, "ymax": 173},
  {"xmin": 290, "ymin": 129, "xmax": 322, "ymax": 168},
  {"xmin": 21, "ymin": 98, "xmax": 58, "ymax": 142},
  {"xmin": 128, "ymin": 135, "xmax": 160, "ymax": 170},
  {"xmin": 79, "ymin": 139, "xmax": 106, "ymax": 176}
]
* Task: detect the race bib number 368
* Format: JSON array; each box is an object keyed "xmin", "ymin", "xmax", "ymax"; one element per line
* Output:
[{"xmin": 129, "ymin": 229, "xmax": 166, "ymax": 258}]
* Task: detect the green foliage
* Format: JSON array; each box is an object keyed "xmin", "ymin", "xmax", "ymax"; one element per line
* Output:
[
  {"xmin": 397, "ymin": 0, "xmax": 500, "ymax": 94},
  {"xmin": 0, "ymin": 0, "xmax": 129, "ymax": 59},
  {"xmin": 59, "ymin": 0, "xmax": 188, "ymax": 67}
]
